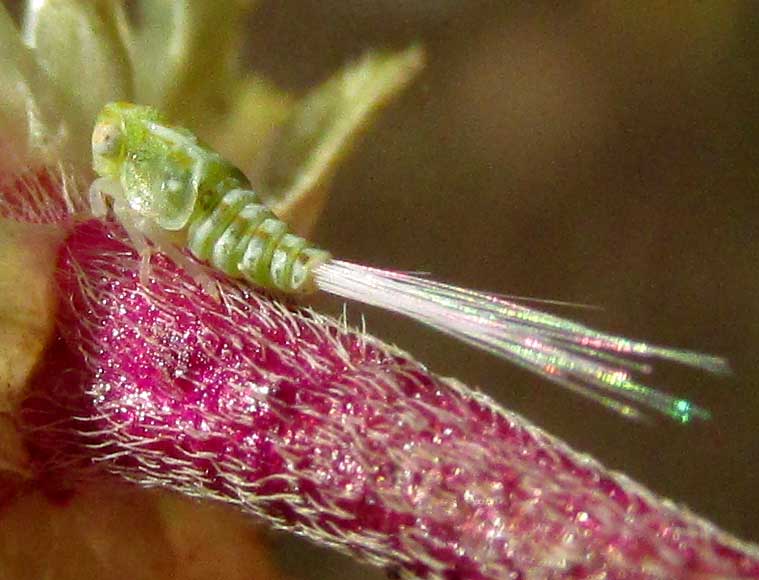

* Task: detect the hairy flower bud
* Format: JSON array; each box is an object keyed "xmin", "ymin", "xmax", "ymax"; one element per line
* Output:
[{"xmin": 22, "ymin": 220, "xmax": 759, "ymax": 579}]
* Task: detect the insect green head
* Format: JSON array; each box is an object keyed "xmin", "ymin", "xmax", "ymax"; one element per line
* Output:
[{"xmin": 92, "ymin": 102, "xmax": 164, "ymax": 180}]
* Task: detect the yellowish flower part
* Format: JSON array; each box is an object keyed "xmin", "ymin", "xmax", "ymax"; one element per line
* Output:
[
  {"xmin": 0, "ymin": 486, "xmax": 280, "ymax": 580},
  {"xmin": 0, "ymin": 219, "xmax": 63, "ymax": 481}
]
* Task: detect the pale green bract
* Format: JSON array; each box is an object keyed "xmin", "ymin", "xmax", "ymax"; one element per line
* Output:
[{"xmin": 91, "ymin": 101, "xmax": 729, "ymax": 424}]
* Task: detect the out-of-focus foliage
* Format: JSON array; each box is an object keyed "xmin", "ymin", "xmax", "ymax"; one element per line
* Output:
[
  {"xmin": 129, "ymin": 0, "xmax": 250, "ymax": 124},
  {"xmin": 263, "ymin": 46, "xmax": 424, "ymax": 236},
  {"xmin": 0, "ymin": 486, "xmax": 279, "ymax": 580},
  {"xmin": 0, "ymin": 220, "xmax": 60, "ymax": 401},
  {"xmin": 23, "ymin": 0, "xmax": 133, "ymax": 156},
  {"xmin": 0, "ymin": 219, "xmax": 62, "ymax": 482},
  {"xmin": 0, "ymin": 7, "xmax": 65, "ymax": 168}
]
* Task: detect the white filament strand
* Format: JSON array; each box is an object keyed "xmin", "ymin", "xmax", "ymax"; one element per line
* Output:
[{"xmin": 314, "ymin": 260, "xmax": 728, "ymax": 421}]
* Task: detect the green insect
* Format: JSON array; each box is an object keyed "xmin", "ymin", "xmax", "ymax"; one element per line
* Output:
[
  {"xmin": 90, "ymin": 101, "xmax": 331, "ymax": 294},
  {"xmin": 90, "ymin": 101, "xmax": 727, "ymax": 423}
]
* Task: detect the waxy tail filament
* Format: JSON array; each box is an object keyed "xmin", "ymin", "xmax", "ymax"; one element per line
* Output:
[{"xmin": 313, "ymin": 260, "xmax": 729, "ymax": 423}]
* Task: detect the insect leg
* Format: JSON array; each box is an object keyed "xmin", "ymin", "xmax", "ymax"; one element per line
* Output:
[
  {"xmin": 112, "ymin": 199, "xmax": 154, "ymax": 286},
  {"xmin": 88, "ymin": 177, "xmax": 121, "ymax": 218},
  {"xmin": 137, "ymin": 219, "xmax": 221, "ymax": 300},
  {"xmin": 89, "ymin": 177, "xmax": 154, "ymax": 285}
]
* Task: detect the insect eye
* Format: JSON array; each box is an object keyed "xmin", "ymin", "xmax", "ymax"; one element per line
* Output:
[{"xmin": 92, "ymin": 121, "xmax": 123, "ymax": 158}]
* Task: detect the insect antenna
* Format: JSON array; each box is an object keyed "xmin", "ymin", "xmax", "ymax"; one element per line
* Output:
[{"xmin": 313, "ymin": 260, "xmax": 729, "ymax": 423}]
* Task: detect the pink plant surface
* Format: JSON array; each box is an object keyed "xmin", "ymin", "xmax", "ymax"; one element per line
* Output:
[{"xmin": 17, "ymin": 215, "xmax": 759, "ymax": 580}]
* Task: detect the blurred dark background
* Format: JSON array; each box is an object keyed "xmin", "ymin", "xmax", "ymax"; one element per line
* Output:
[{"xmin": 245, "ymin": 2, "xmax": 758, "ymax": 578}]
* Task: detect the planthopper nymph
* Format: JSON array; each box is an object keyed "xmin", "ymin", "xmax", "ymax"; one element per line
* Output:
[
  {"xmin": 90, "ymin": 102, "xmax": 728, "ymax": 423},
  {"xmin": 90, "ymin": 102, "xmax": 330, "ymax": 295}
]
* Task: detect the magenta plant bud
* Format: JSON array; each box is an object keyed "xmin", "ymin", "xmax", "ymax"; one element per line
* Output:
[{"xmin": 21, "ymin": 219, "xmax": 757, "ymax": 579}]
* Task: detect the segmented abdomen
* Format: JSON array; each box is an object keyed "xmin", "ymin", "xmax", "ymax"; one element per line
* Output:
[{"xmin": 186, "ymin": 185, "xmax": 330, "ymax": 293}]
